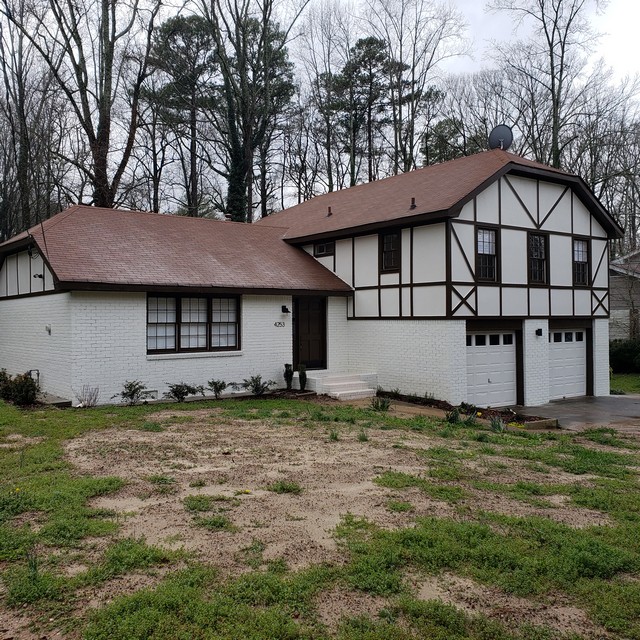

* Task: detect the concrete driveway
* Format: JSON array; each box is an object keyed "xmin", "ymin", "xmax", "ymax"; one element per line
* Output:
[{"xmin": 516, "ymin": 395, "xmax": 640, "ymax": 432}]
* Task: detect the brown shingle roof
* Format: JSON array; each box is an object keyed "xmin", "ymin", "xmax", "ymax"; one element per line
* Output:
[
  {"xmin": 1, "ymin": 206, "xmax": 352, "ymax": 294},
  {"xmin": 258, "ymin": 149, "xmax": 622, "ymax": 240}
]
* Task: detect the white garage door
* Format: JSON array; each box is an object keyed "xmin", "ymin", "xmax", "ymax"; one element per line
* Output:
[
  {"xmin": 549, "ymin": 330, "xmax": 586, "ymax": 400},
  {"xmin": 467, "ymin": 332, "xmax": 517, "ymax": 407}
]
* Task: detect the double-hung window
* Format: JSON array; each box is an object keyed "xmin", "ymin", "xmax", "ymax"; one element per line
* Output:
[
  {"xmin": 380, "ymin": 232, "xmax": 400, "ymax": 272},
  {"xmin": 573, "ymin": 238, "xmax": 589, "ymax": 286},
  {"xmin": 528, "ymin": 233, "xmax": 548, "ymax": 284},
  {"xmin": 147, "ymin": 295, "xmax": 240, "ymax": 353},
  {"xmin": 476, "ymin": 228, "xmax": 498, "ymax": 281}
]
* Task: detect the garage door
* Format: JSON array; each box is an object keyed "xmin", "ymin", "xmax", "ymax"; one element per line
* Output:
[
  {"xmin": 549, "ymin": 330, "xmax": 586, "ymax": 400},
  {"xmin": 467, "ymin": 332, "xmax": 517, "ymax": 407}
]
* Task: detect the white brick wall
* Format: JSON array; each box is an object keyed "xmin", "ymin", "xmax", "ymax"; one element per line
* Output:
[
  {"xmin": 522, "ymin": 319, "xmax": 550, "ymax": 406},
  {"xmin": 69, "ymin": 292, "xmax": 293, "ymax": 404},
  {"xmin": 327, "ymin": 307, "xmax": 467, "ymax": 404},
  {"xmin": 593, "ymin": 318, "xmax": 610, "ymax": 397},
  {"xmin": 0, "ymin": 293, "xmax": 73, "ymax": 398}
]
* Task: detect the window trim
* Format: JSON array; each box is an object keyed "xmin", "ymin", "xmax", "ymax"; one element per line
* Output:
[
  {"xmin": 572, "ymin": 237, "xmax": 590, "ymax": 287},
  {"xmin": 527, "ymin": 232, "xmax": 549, "ymax": 285},
  {"xmin": 147, "ymin": 294, "xmax": 241, "ymax": 355},
  {"xmin": 313, "ymin": 241, "xmax": 335, "ymax": 258},
  {"xmin": 379, "ymin": 230, "xmax": 401, "ymax": 273},
  {"xmin": 475, "ymin": 225, "xmax": 500, "ymax": 283}
]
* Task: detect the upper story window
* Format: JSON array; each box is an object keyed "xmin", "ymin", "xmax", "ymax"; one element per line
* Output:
[
  {"xmin": 476, "ymin": 227, "xmax": 498, "ymax": 282},
  {"xmin": 147, "ymin": 295, "xmax": 240, "ymax": 354},
  {"xmin": 528, "ymin": 233, "xmax": 548, "ymax": 284},
  {"xmin": 380, "ymin": 231, "xmax": 400, "ymax": 273},
  {"xmin": 573, "ymin": 238, "xmax": 589, "ymax": 286},
  {"xmin": 313, "ymin": 241, "xmax": 335, "ymax": 258}
]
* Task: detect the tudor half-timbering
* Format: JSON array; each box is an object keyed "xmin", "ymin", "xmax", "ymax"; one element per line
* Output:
[
  {"xmin": 0, "ymin": 150, "xmax": 621, "ymax": 407},
  {"xmin": 259, "ymin": 149, "xmax": 622, "ymax": 407}
]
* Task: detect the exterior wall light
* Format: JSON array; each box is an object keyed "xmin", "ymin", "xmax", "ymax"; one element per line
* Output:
[
  {"xmin": 535, "ymin": 328, "xmax": 543, "ymax": 336},
  {"xmin": 281, "ymin": 305, "xmax": 291, "ymax": 314}
]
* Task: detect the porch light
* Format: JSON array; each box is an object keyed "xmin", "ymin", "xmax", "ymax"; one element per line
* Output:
[{"xmin": 281, "ymin": 305, "xmax": 291, "ymax": 314}]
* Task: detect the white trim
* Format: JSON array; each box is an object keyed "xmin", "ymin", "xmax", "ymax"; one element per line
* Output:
[{"xmin": 147, "ymin": 351, "xmax": 244, "ymax": 361}]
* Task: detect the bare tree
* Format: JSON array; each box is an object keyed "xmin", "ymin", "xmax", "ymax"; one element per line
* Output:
[{"xmin": 1, "ymin": 0, "xmax": 161, "ymax": 208}]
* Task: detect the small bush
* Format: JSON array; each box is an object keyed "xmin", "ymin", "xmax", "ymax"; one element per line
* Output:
[
  {"xmin": 328, "ymin": 428, "xmax": 340, "ymax": 441},
  {"xmin": 163, "ymin": 382, "xmax": 205, "ymax": 402},
  {"xmin": 358, "ymin": 429, "xmax": 369, "ymax": 442},
  {"xmin": 445, "ymin": 408, "xmax": 460, "ymax": 424},
  {"xmin": 370, "ymin": 396, "xmax": 391, "ymax": 412},
  {"xmin": 298, "ymin": 364, "xmax": 307, "ymax": 391},
  {"xmin": 207, "ymin": 379, "xmax": 227, "ymax": 399},
  {"xmin": 112, "ymin": 380, "xmax": 153, "ymax": 406},
  {"xmin": 74, "ymin": 385, "xmax": 99, "ymax": 407},
  {"xmin": 0, "ymin": 371, "xmax": 39, "ymax": 406},
  {"xmin": 240, "ymin": 375, "xmax": 275, "ymax": 396},
  {"xmin": 490, "ymin": 416, "xmax": 506, "ymax": 433}
]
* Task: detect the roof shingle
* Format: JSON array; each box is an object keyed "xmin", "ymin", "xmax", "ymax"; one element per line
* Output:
[{"xmin": 1, "ymin": 206, "xmax": 352, "ymax": 294}]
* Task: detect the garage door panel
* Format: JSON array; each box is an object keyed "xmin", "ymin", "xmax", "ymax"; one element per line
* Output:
[
  {"xmin": 467, "ymin": 332, "xmax": 517, "ymax": 408},
  {"xmin": 549, "ymin": 330, "xmax": 586, "ymax": 400}
]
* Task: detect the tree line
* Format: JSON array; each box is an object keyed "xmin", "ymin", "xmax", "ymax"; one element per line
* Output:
[{"xmin": 0, "ymin": 0, "xmax": 637, "ymax": 253}]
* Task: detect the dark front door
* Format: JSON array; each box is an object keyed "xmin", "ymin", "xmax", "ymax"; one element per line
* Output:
[{"xmin": 294, "ymin": 296, "xmax": 327, "ymax": 370}]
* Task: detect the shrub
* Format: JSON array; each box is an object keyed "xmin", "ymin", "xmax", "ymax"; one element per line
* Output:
[
  {"xmin": 240, "ymin": 375, "xmax": 275, "ymax": 396},
  {"xmin": 609, "ymin": 339, "xmax": 640, "ymax": 373},
  {"xmin": 207, "ymin": 379, "xmax": 227, "ymax": 399},
  {"xmin": 298, "ymin": 364, "xmax": 307, "ymax": 391},
  {"xmin": 74, "ymin": 385, "xmax": 99, "ymax": 408},
  {"xmin": 445, "ymin": 408, "xmax": 460, "ymax": 424},
  {"xmin": 163, "ymin": 383, "xmax": 205, "ymax": 403},
  {"xmin": 370, "ymin": 396, "xmax": 391, "ymax": 412},
  {"xmin": 112, "ymin": 380, "xmax": 153, "ymax": 406},
  {"xmin": 0, "ymin": 371, "xmax": 39, "ymax": 406},
  {"xmin": 490, "ymin": 416, "xmax": 506, "ymax": 433},
  {"xmin": 284, "ymin": 364, "xmax": 294, "ymax": 390}
]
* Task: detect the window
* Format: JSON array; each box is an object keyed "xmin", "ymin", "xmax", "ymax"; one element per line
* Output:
[
  {"xmin": 503, "ymin": 334, "xmax": 513, "ymax": 345},
  {"xmin": 313, "ymin": 241, "xmax": 335, "ymax": 258},
  {"xmin": 147, "ymin": 295, "xmax": 240, "ymax": 353},
  {"xmin": 476, "ymin": 228, "xmax": 498, "ymax": 281},
  {"xmin": 380, "ymin": 232, "xmax": 400, "ymax": 272},
  {"xmin": 573, "ymin": 239, "xmax": 589, "ymax": 286},
  {"xmin": 528, "ymin": 233, "xmax": 548, "ymax": 284},
  {"xmin": 489, "ymin": 334, "xmax": 500, "ymax": 345},
  {"xmin": 147, "ymin": 297, "xmax": 176, "ymax": 351}
]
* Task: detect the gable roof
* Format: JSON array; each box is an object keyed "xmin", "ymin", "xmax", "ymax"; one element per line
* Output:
[
  {"xmin": 0, "ymin": 206, "xmax": 352, "ymax": 295},
  {"xmin": 258, "ymin": 149, "xmax": 623, "ymax": 241},
  {"xmin": 610, "ymin": 250, "xmax": 640, "ymax": 279}
]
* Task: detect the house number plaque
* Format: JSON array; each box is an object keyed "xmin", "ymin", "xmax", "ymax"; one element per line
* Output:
[{"xmin": 274, "ymin": 321, "xmax": 286, "ymax": 327}]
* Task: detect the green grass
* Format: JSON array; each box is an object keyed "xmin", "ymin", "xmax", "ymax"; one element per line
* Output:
[
  {"xmin": 375, "ymin": 471, "xmax": 467, "ymax": 502},
  {"xmin": 610, "ymin": 373, "xmax": 640, "ymax": 394},
  {"xmin": 266, "ymin": 480, "xmax": 303, "ymax": 495},
  {"xmin": 2, "ymin": 398, "xmax": 640, "ymax": 639}
]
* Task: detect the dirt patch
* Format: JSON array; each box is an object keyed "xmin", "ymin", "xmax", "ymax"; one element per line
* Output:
[
  {"xmin": 65, "ymin": 415, "xmax": 441, "ymax": 576},
  {"xmin": 315, "ymin": 586, "xmax": 388, "ymax": 631},
  {"xmin": 412, "ymin": 572, "xmax": 607, "ymax": 638},
  {"xmin": 0, "ymin": 433, "xmax": 43, "ymax": 449}
]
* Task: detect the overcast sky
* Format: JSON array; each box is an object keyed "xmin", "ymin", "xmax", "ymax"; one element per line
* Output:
[{"xmin": 447, "ymin": 0, "xmax": 637, "ymax": 81}]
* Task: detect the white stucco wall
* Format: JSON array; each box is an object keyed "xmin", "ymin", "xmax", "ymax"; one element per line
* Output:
[
  {"xmin": 68, "ymin": 292, "xmax": 293, "ymax": 404},
  {"xmin": 0, "ymin": 293, "xmax": 73, "ymax": 398}
]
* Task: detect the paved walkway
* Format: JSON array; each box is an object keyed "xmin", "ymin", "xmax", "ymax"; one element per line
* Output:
[{"xmin": 516, "ymin": 395, "xmax": 640, "ymax": 432}]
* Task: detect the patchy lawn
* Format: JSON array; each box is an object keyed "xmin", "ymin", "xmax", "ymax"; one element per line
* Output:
[{"xmin": 1, "ymin": 398, "xmax": 640, "ymax": 639}]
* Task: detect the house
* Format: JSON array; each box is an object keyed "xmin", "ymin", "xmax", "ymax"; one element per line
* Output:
[
  {"xmin": 0, "ymin": 150, "xmax": 622, "ymax": 407},
  {"xmin": 609, "ymin": 251, "xmax": 640, "ymax": 340}
]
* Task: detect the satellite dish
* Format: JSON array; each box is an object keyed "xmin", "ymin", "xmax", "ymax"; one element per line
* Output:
[{"xmin": 488, "ymin": 124, "xmax": 513, "ymax": 151}]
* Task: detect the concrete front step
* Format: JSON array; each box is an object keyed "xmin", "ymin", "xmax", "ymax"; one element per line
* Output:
[
  {"xmin": 330, "ymin": 388, "xmax": 377, "ymax": 401},
  {"xmin": 303, "ymin": 371, "xmax": 378, "ymax": 401}
]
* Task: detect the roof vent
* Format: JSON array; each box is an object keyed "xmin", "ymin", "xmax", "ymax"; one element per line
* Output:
[
  {"xmin": 410, "ymin": 197, "xmax": 416, "ymax": 210},
  {"xmin": 327, "ymin": 206, "xmax": 332, "ymax": 217}
]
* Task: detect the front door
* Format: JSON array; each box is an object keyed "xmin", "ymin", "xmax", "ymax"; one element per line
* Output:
[{"xmin": 294, "ymin": 296, "xmax": 327, "ymax": 370}]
